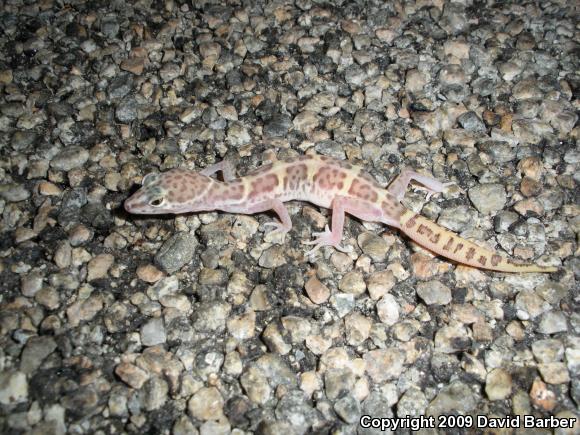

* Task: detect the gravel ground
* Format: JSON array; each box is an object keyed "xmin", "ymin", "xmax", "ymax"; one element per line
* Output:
[{"xmin": 0, "ymin": 0, "xmax": 578, "ymax": 434}]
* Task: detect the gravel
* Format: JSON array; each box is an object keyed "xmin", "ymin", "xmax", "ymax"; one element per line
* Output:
[{"xmin": 0, "ymin": 0, "xmax": 577, "ymax": 434}]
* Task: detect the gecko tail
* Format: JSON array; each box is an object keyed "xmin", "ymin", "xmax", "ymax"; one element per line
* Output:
[{"xmin": 398, "ymin": 210, "xmax": 557, "ymax": 273}]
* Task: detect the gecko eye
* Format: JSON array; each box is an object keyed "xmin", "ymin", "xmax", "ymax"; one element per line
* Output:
[{"xmin": 149, "ymin": 197, "xmax": 165, "ymax": 207}]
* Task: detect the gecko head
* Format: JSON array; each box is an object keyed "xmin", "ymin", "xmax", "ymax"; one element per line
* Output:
[{"xmin": 124, "ymin": 169, "xmax": 213, "ymax": 215}]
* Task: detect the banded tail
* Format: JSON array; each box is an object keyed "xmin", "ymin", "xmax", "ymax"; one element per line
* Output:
[{"xmin": 399, "ymin": 210, "xmax": 557, "ymax": 273}]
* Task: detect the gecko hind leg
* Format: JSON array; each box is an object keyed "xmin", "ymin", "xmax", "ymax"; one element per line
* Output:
[
  {"xmin": 387, "ymin": 168, "xmax": 452, "ymax": 201},
  {"xmin": 304, "ymin": 196, "xmax": 382, "ymax": 255},
  {"xmin": 263, "ymin": 199, "xmax": 293, "ymax": 238}
]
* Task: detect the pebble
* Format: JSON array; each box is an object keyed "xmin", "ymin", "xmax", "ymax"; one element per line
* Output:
[
  {"xmin": 376, "ymin": 294, "xmax": 400, "ymax": 326},
  {"xmin": 485, "ymin": 368, "xmax": 512, "ymax": 400},
  {"xmin": 435, "ymin": 325, "xmax": 471, "ymax": 354},
  {"xmin": 20, "ymin": 336, "xmax": 58, "ymax": 374},
  {"xmin": 529, "ymin": 377, "xmax": 557, "ymax": 411},
  {"xmin": 0, "ymin": 371, "xmax": 28, "ymax": 405},
  {"xmin": 87, "ymin": 253, "xmax": 114, "ymax": 281},
  {"xmin": 416, "ymin": 281, "xmax": 452, "ymax": 305},
  {"xmin": 338, "ymin": 271, "xmax": 366, "ymax": 295},
  {"xmin": 363, "ymin": 348, "xmax": 405, "ymax": 382},
  {"xmin": 137, "ymin": 264, "xmax": 164, "ymax": 283},
  {"xmin": 115, "ymin": 363, "xmax": 150, "ymax": 389},
  {"xmin": 538, "ymin": 362, "xmax": 570, "ymax": 385},
  {"xmin": 304, "ymin": 276, "xmax": 330, "ymax": 304},
  {"xmin": 426, "ymin": 381, "xmax": 478, "ymax": 417},
  {"xmin": 537, "ymin": 311, "xmax": 568, "ymax": 334},
  {"xmin": 367, "ymin": 270, "xmax": 396, "ymax": 300},
  {"xmin": 468, "ymin": 184, "xmax": 507, "ymax": 215},
  {"xmin": 50, "ymin": 146, "xmax": 89, "ymax": 171},
  {"xmin": 140, "ymin": 317, "xmax": 166, "ymax": 346},
  {"xmin": 0, "ymin": 184, "xmax": 30, "ymax": 202},
  {"xmin": 154, "ymin": 232, "xmax": 198, "ymax": 274}
]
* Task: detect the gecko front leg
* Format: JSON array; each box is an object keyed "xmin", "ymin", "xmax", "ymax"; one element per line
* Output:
[{"xmin": 200, "ymin": 160, "xmax": 237, "ymax": 181}]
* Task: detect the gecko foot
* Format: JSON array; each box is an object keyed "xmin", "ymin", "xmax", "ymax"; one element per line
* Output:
[
  {"xmin": 303, "ymin": 225, "xmax": 352, "ymax": 256},
  {"xmin": 417, "ymin": 181, "xmax": 455, "ymax": 201},
  {"xmin": 263, "ymin": 221, "xmax": 291, "ymax": 238}
]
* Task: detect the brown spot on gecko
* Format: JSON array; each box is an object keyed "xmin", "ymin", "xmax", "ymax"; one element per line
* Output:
[
  {"xmin": 417, "ymin": 224, "xmax": 432, "ymax": 237},
  {"xmin": 443, "ymin": 238, "xmax": 454, "ymax": 251},
  {"xmin": 478, "ymin": 255, "xmax": 487, "ymax": 266},
  {"xmin": 348, "ymin": 178, "xmax": 379, "ymax": 202},
  {"xmin": 249, "ymin": 174, "xmax": 279, "ymax": 199},
  {"xmin": 405, "ymin": 214, "xmax": 419, "ymax": 229},
  {"xmin": 430, "ymin": 233, "xmax": 441, "ymax": 244},
  {"xmin": 453, "ymin": 243, "xmax": 463, "ymax": 253},
  {"xmin": 466, "ymin": 247, "xmax": 476, "ymax": 260},
  {"xmin": 491, "ymin": 254, "xmax": 502, "ymax": 266}
]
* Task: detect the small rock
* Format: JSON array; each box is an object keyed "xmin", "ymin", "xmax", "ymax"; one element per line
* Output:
[
  {"xmin": 468, "ymin": 184, "xmax": 507, "ymax": 215},
  {"xmin": 338, "ymin": 271, "xmax": 366, "ymax": 295},
  {"xmin": 188, "ymin": 387, "xmax": 224, "ymax": 420},
  {"xmin": 292, "ymin": 110, "xmax": 319, "ymax": 133},
  {"xmin": 0, "ymin": 371, "xmax": 28, "ymax": 405},
  {"xmin": 227, "ymin": 310, "xmax": 256, "ymax": 340},
  {"xmin": 529, "ymin": 377, "xmax": 556, "ymax": 411},
  {"xmin": 258, "ymin": 245, "xmax": 286, "ymax": 268},
  {"xmin": 155, "ymin": 232, "xmax": 198, "ymax": 274},
  {"xmin": 115, "ymin": 363, "xmax": 149, "ymax": 389},
  {"xmin": 50, "ymin": 146, "xmax": 89, "ymax": 171},
  {"xmin": 304, "ymin": 276, "xmax": 330, "ymax": 304},
  {"xmin": 0, "ymin": 184, "xmax": 30, "ymax": 202},
  {"xmin": 416, "ymin": 281, "xmax": 452, "ymax": 305},
  {"xmin": 363, "ymin": 348, "xmax": 405, "ymax": 382},
  {"xmin": 538, "ymin": 362, "xmax": 570, "ymax": 385},
  {"xmin": 137, "ymin": 264, "xmax": 164, "ymax": 283},
  {"xmin": 537, "ymin": 311, "xmax": 568, "ymax": 334},
  {"xmin": 376, "ymin": 294, "xmax": 400, "ymax": 326},
  {"xmin": 532, "ymin": 339, "xmax": 564, "ymax": 363},
  {"xmin": 20, "ymin": 336, "xmax": 58, "ymax": 373},
  {"xmin": 141, "ymin": 317, "xmax": 166, "ymax": 346},
  {"xmin": 87, "ymin": 253, "xmax": 114, "ymax": 281},
  {"xmin": 485, "ymin": 368, "xmax": 512, "ymax": 400},
  {"xmin": 120, "ymin": 57, "xmax": 145, "ymax": 75},
  {"xmin": 367, "ymin": 270, "xmax": 395, "ymax": 300}
]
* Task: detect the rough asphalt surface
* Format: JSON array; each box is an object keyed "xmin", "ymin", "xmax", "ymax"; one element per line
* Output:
[{"xmin": 0, "ymin": 0, "xmax": 578, "ymax": 434}]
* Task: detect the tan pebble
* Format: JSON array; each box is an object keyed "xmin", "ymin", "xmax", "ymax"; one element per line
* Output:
[
  {"xmin": 500, "ymin": 113, "xmax": 513, "ymax": 132},
  {"xmin": 518, "ymin": 156, "xmax": 543, "ymax": 180},
  {"xmin": 506, "ymin": 320, "xmax": 525, "ymax": 341},
  {"xmin": 115, "ymin": 362, "xmax": 149, "ymax": 389},
  {"xmin": 520, "ymin": 177, "xmax": 542, "ymax": 197},
  {"xmin": 529, "ymin": 377, "xmax": 557, "ymax": 411},
  {"xmin": 87, "ymin": 254, "xmax": 114, "ymax": 281},
  {"xmin": 304, "ymin": 276, "xmax": 330, "ymax": 304},
  {"xmin": 136, "ymin": 264, "xmax": 164, "ymax": 283},
  {"xmin": 513, "ymin": 198, "xmax": 545, "ymax": 217},
  {"xmin": 14, "ymin": 228, "xmax": 36, "ymax": 244},
  {"xmin": 410, "ymin": 252, "xmax": 449, "ymax": 279},
  {"xmin": 0, "ymin": 70, "xmax": 13, "ymax": 84},
  {"xmin": 120, "ymin": 57, "xmax": 145, "ymax": 75},
  {"xmin": 37, "ymin": 181, "xmax": 62, "ymax": 196},
  {"xmin": 54, "ymin": 242, "xmax": 72, "ymax": 268}
]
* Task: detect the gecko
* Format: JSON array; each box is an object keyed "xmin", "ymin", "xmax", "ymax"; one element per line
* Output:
[{"xmin": 124, "ymin": 154, "xmax": 557, "ymax": 273}]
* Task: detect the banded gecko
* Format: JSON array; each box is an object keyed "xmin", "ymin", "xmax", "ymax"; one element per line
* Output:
[{"xmin": 125, "ymin": 154, "xmax": 556, "ymax": 273}]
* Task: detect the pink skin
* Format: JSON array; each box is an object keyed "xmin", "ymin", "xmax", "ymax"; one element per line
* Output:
[{"xmin": 124, "ymin": 155, "xmax": 557, "ymax": 272}]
